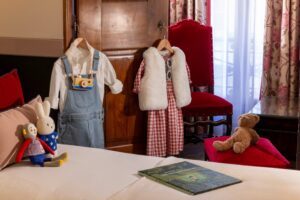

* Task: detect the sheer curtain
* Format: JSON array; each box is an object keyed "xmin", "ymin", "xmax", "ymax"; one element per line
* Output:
[{"xmin": 211, "ymin": 0, "xmax": 266, "ymax": 127}]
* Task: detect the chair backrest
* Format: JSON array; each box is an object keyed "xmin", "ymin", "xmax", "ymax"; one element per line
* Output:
[{"xmin": 169, "ymin": 20, "xmax": 214, "ymax": 87}]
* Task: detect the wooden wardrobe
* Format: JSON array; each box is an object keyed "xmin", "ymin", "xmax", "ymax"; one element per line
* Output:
[{"xmin": 64, "ymin": 0, "xmax": 169, "ymax": 154}]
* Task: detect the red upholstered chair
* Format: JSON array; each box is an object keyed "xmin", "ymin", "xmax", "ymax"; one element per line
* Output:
[
  {"xmin": 204, "ymin": 136, "xmax": 290, "ymax": 168},
  {"xmin": 0, "ymin": 69, "xmax": 24, "ymax": 111},
  {"xmin": 169, "ymin": 20, "xmax": 233, "ymax": 139}
]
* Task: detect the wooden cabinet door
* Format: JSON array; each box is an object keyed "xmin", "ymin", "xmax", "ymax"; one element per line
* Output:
[{"xmin": 72, "ymin": 0, "xmax": 169, "ymax": 154}]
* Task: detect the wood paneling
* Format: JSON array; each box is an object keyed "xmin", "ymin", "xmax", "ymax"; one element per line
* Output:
[
  {"xmin": 104, "ymin": 53, "xmax": 147, "ymax": 154},
  {"xmin": 63, "ymin": 0, "xmax": 73, "ymax": 49},
  {"xmin": 67, "ymin": 0, "xmax": 169, "ymax": 154},
  {"xmin": 255, "ymin": 117, "xmax": 298, "ymax": 161},
  {"xmin": 101, "ymin": 0, "xmax": 168, "ymax": 51},
  {"xmin": 77, "ymin": 0, "xmax": 102, "ymax": 49},
  {"xmin": 297, "ymin": 121, "xmax": 300, "ymax": 169},
  {"xmin": 0, "ymin": 37, "xmax": 63, "ymax": 57},
  {"xmin": 102, "ymin": 1, "xmax": 149, "ymax": 50},
  {"xmin": 101, "ymin": 0, "xmax": 168, "ymax": 154}
]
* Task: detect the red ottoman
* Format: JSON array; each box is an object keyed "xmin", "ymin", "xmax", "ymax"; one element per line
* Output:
[{"xmin": 204, "ymin": 136, "xmax": 290, "ymax": 168}]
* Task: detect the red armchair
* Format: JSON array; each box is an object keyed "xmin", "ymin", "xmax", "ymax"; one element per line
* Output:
[{"xmin": 169, "ymin": 20, "xmax": 233, "ymax": 139}]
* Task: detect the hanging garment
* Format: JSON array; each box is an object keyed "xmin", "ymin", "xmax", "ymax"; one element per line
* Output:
[
  {"xmin": 47, "ymin": 38, "xmax": 123, "ymax": 112},
  {"xmin": 138, "ymin": 47, "xmax": 191, "ymax": 110},
  {"xmin": 133, "ymin": 47, "xmax": 191, "ymax": 157},
  {"xmin": 47, "ymin": 38, "xmax": 123, "ymax": 148},
  {"xmin": 57, "ymin": 51, "xmax": 104, "ymax": 147}
]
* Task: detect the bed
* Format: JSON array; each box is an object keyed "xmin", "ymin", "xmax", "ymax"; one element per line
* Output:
[{"xmin": 1, "ymin": 144, "xmax": 300, "ymax": 200}]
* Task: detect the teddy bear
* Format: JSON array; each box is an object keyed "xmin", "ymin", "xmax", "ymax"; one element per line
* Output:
[
  {"xmin": 16, "ymin": 123, "xmax": 64, "ymax": 167},
  {"xmin": 35, "ymin": 100, "xmax": 59, "ymax": 158},
  {"xmin": 213, "ymin": 113, "xmax": 260, "ymax": 154}
]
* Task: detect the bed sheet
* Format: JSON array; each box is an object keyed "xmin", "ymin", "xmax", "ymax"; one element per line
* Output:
[
  {"xmin": 1, "ymin": 144, "xmax": 300, "ymax": 200},
  {"xmin": 0, "ymin": 144, "xmax": 163, "ymax": 200},
  {"xmin": 109, "ymin": 156, "xmax": 300, "ymax": 200}
]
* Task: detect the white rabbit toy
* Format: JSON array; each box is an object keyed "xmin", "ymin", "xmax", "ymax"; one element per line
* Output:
[
  {"xmin": 36, "ymin": 100, "xmax": 59, "ymax": 158},
  {"xmin": 16, "ymin": 123, "xmax": 66, "ymax": 167}
]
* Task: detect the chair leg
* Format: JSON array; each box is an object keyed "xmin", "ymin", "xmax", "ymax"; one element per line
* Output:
[
  {"xmin": 226, "ymin": 114, "xmax": 232, "ymax": 136},
  {"xmin": 204, "ymin": 150, "xmax": 209, "ymax": 161},
  {"xmin": 192, "ymin": 116, "xmax": 202, "ymax": 144},
  {"xmin": 184, "ymin": 116, "xmax": 202, "ymax": 144},
  {"xmin": 208, "ymin": 116, "xmax": 214, "ymax": 138}
]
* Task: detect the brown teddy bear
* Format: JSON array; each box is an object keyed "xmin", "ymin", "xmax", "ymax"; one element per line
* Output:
[{"xmin": 213, "ymin": 113, "xmax": 260, "ymax": 154}]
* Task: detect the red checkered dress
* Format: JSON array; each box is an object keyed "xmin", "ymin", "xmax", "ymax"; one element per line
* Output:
[{"xmin": 133, "ymin": 60, "xmax": 191, "ymax": 157}]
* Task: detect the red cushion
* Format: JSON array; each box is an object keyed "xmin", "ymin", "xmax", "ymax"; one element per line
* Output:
[
  {"xmin": 0, "ymin": 69, "xmax": 24, "ymax": 111},
  {"xmin": 204, "ymin": 136, "xmax": 290, "ymax": 169},
  {"xmin": 182, "ymin": 92, "xmax": 232, "ymax": 116}
]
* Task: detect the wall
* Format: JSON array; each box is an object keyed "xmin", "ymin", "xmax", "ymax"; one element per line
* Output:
[
  {"xmin": 0, "ymin": 0, "xmax": 64, "ymax": 57},
  {"xmin": 0, "ymin": 0, "xmax": 63, "ymax": 39},
  {"xmin": 0, "ymin": 0, "xmax": 63, "ymax": 111}
]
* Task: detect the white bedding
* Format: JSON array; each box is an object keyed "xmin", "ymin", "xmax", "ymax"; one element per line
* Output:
[
  {"xmin": 0, "ymin": 144, "xmax": 162, "ymax": 200},
  {"xmin": 109, "ymin": 157, "xmax": 300, "ymax": 200},
  {"xmin": 1, "ymin": 144, "xmax": 300, "ymax": 200}
]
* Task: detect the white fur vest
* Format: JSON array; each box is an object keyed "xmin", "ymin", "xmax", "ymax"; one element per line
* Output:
[{"xmin": 139, "ymin": 47, "xmax": 191, "ymax": 110}]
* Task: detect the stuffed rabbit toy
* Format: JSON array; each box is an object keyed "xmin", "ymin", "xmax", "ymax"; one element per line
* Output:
[
  {"xmin": 16, "ymin": 123, "xmax": 64, "ymax": 167},
  {"xmin": 35, "ymin": 100, "xmax": 59, "ymax": 158}
]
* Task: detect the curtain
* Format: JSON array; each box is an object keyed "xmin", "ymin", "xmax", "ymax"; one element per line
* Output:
[
  {"xmin": 169, "ymin": 0, "xmax": 210, "ymax": 25},
  {"xmin": 261, "ymin": 0, "xmax": 300, "ymax": 98},
  {"xmin": 211, "ymin": 0, "xmax": 266, "ymax": 127}
]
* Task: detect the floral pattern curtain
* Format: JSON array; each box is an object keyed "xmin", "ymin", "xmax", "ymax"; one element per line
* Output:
[
  {"xmin": 169, "ymin": 0, "xmax": 210, "ymax": 25},
  {"xmin": 261, "ymin": 0, "xmax": 300, "ymax": 98}
]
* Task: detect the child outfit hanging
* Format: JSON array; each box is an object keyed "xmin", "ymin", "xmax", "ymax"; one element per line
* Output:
[
  {"xmin": 47, "ymin": 38, "xmax": 123, "ymax": 148},
  {"xmin": 133, "ymin": 47, "xmax": 191, "ymax": 157}
]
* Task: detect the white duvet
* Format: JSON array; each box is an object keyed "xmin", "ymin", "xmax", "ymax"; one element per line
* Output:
[
  {"xmin": 0, "ymin": 145, "xmax": 162, "ymax": 200},
  {"xmin": 1, "ymin": 144, "xmax": 300, "ymax": 200}
]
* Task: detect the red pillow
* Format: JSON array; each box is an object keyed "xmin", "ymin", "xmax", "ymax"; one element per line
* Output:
[
  {"xmin": 0, "ymin": 69, "xmax": 24, "ymax": 111},
  {"xmin": 204, "ymin": 136, "xmax": 290, "ymax": 169}
]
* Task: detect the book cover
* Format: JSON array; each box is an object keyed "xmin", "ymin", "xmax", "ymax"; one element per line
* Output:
[{"xmin": 138, "ymin": 161, "xmax": 242, "ymax": 195}]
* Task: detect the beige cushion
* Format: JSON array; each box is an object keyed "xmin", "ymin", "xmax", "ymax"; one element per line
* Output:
[{"xmin": 0, "ymin": 96, "xmax": 42, "ymax": 170}]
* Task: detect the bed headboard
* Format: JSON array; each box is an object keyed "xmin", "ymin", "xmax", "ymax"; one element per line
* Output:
[
  {"xmin": 0, "ymin": 54, "xmax": 59, "ymax": 121},
  {"xmin": 0, "ymin": 55, "xmax": 56, "ymax": 102}
]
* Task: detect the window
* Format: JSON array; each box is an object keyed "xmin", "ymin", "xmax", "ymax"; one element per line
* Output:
[{"xmin": 211, "ymin": 0, "xmax": 266, "ymax": 124}]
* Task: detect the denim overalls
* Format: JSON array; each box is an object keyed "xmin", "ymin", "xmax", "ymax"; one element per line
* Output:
[{"xmin": 57, "ymin": 50, "xmax": 104, "ymax": 148}]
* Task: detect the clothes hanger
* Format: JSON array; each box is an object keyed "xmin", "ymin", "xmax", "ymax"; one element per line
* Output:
[
  {"xmin": 157, "ymin": 37, "xmax": 174, "ymax": 54},
  {"xmin": 156, "ymin": 21, "xmax": 174, "ymax": 54},
  {"xmin": 73, "ymin": 37, "xmax": 94, "ymax": 79},
  {"xmin": 76, "ymin": 37, "xmax": 89, "ymax": 50}
]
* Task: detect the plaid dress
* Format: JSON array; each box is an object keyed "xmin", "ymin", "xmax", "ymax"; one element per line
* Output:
[{"xmin": 133, "ymin": 59, "xmax": 191, "ymax": 157}]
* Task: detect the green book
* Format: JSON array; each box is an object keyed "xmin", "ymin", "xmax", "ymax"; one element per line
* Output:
[{"xmin": 138, "ymin": 161, "xmax": 242, "ymax": 195}]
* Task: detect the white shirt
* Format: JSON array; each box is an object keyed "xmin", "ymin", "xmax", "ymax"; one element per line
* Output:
[{"xmin": 46, "ymin": 38, "xmax": 123, "ymax": 112}]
